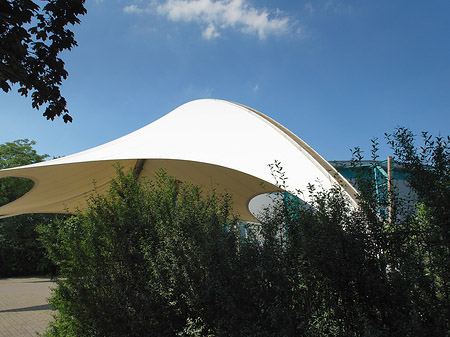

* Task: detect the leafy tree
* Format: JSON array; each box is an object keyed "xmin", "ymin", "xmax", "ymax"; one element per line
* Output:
[
  {"xmin": 0, "ymin": 138, "xmax": 48, "ymax": 205},
  {"xmin": 0, "ymin": 0, "xmax": 87, "ymax": 122},
  {"xmin": 0, "ymin": 139, "xmax": 57, "ymax": 276}
]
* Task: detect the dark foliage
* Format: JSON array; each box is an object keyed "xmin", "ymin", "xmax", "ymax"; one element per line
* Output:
[
  {"xmin": 0, "ymin": 0, "xmax": 86, "ymax": 122},
  {"xmin": 0, "ymin": 213, "xmax": 58, "ymax": 276},
  {"xmin": 0, "ymin": 139, "xmax": 57, "ymax": 276},
  {"xmin": 386, "ymin": 128, "xmax": 450, "ymax": 330},
  {"xmin": 39, "ymin": 129, "xmax": 450, "ymax": 336}
]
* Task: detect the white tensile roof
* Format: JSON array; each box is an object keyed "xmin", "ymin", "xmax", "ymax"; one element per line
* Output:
[{"xmin": 0, "ymin": 99, "xmax": 357, "ymax": 221}]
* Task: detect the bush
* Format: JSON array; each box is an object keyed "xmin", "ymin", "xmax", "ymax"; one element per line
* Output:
[
  {"xmin": 39, "ymin": 129, "xmax": 450, "ymax": 336},
  {"xmin": 39, "ymin": 169, "xmax": 240, "ymax": 336}
]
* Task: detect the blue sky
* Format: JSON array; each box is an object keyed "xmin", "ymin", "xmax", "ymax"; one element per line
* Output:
[{"xmin": 1, "ymin": 0, "xmax": 449, "ymax": 161}]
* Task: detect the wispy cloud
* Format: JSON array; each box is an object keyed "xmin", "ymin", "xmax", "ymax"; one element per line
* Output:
[
  {"xmin": 202, "ymin": 23, "xmax": 221, "ymax": 39},
  {"xmin": 124, "ymin": 0, "xmax": 292, "ymax": 40},
  {"xmin": 304, "ymin": 2, "xmax": 313, "ymax": 15},
  {"xmin": 124, "ymin": 4, "xmax": 145, "ymax": 14},
  {"xmin": 324, "ymin": 0, "xmax": 353, "ymax": 14}
]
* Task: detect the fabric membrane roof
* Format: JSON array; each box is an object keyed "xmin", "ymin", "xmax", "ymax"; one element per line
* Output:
[{"xmin": 0, "ymin": 99, "xmax": 357, "ymax": 221}]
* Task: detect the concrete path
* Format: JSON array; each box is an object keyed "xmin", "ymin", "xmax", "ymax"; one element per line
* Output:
[{"xmin": 0, "ymin": 277, "xmax": 54, "ymax": 337}]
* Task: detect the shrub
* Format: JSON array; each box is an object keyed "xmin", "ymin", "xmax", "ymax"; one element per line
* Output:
[
  {"xmin": 39, "ymin": 128, "xmax": 450, "ymax": 336},
  {"xmin": 39, "ymin": 169, "xmax": 240, "ymax": 336}
]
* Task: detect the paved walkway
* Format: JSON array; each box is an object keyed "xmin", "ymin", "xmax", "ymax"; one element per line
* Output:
[{"xmin": 0, "ymin": 277, "xmax": 54, "ymax": 337}]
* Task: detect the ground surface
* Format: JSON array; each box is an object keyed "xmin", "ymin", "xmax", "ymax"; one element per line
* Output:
[{"xmin": 0, "ymin": 277, "xmax": 53, "ymax": 337}]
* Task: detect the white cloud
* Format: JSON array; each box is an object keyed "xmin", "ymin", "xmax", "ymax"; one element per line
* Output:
[
  {"xmin": 124, "ymin": 0, "xmax": 292, "ymax": 40},
  {"xmin": 124, "ymin": 4, "xmax": 145, "ymax": 14},
  {"xmin": 202, "ymin": 23, "xmax": 221, "ymax": 39}
]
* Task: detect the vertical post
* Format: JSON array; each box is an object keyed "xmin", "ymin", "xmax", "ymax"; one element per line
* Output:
[
  {"xmin": 387, "ymin": 156, "xmax": 393, "ymax": 224},
  {"xmin": 133, "ymin": 159, "xmax": 146, "ymax": 179}
]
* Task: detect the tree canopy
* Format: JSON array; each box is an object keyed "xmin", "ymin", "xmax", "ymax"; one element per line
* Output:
[
  {"xmin": 0, "ymin": 0, "xmax": 87, "ymax": 122},
  {"xmin": 0, "ymin": 138, "xmax": 48, "ymax": 205}
]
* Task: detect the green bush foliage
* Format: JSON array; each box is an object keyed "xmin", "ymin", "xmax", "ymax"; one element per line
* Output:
[
  {"xmin": 39, "ymin": 169, "xmax": 239, "ymax": 336},
  {"xmin": 39, "ymin": 129, "xmax": 449, "ymax": 336},
  {"xmin": 0, "ymin": 139, "xmax": 57, "ymax": 276},
  {"xmin": 0, "ymin": 214, "xmax": 58, "ymax": 276}
]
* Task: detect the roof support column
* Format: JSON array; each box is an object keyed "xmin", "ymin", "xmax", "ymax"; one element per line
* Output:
[{"xmin": 133, "ymin": 159, "xmax": 146, "ymax": 179}]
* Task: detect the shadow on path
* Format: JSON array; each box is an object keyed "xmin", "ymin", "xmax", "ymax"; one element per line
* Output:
[{"xmin": 0, "ymin": 304, "xmax": 51, "ymax": 313}]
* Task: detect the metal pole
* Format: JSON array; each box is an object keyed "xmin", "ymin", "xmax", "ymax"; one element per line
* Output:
[{"xmin": 388, "ymin": 156, "xmax": 393, "ymax": 224}]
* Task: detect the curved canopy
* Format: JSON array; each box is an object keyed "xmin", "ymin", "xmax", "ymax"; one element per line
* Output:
[{"xmin": 0, "ymin": 99, "xmax": 357, "ymax": 221}]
